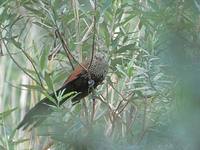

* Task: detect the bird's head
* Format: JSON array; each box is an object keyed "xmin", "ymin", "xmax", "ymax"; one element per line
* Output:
[
  {"xmin": 93, "ymin": 52, "xmax": 107, "ymax": 64},
  {"xmin": 88, "ymin": 52, "xmax": 108, "ymax": 78}
]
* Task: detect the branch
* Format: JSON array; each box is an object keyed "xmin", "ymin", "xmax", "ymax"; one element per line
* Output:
[
  {"xmin": 1, "ymin": 36, "xmax": 41, "ymax": 86},
  {"xmin": 20, "ymin": 48, "xmax": 44, "ymax": 89},
  {"xmin": 55, "ymin": 29, "xmax": 88, "ymax": 72},
  {"xmin": 88, "ymin": 0, "xmax": 97, "ymax": 70}
]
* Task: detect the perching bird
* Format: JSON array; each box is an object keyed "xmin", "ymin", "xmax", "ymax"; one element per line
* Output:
[{"xmin": 17, "ymin": 53, "xmax": 108, "ymax": 130}]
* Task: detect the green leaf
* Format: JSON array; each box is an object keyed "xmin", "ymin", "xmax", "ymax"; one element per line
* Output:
[
  {"xmin": 23, "ymin": 5, "xmax": 45, "ymax": 18},
  {"xmin": 101, "ymin": 0, "xmax": 112, "ymax": 13},
  {"xmin": 101, "ymin": 21, "xmax": 110, "ymax": 47},
  {"xmin": 116, "ymin": 64, "xmax": 127, "ymax": 77},
  {"xmin": 120, "ymin": 14, "xmax": 137, "ymax": 26},
  {"xmin": 22, "ymin": 68, "xmax": 37, "ymax": 76},
  {"xmin": 13, "ymin": 139, "xmax": 29, "ymax": 145},
  {"xmin": 33, "ymin": 21, "xmax": 52, "ymax": 30},
  {"xmin": 58, "ymin": 91, "xmax": 77, "ymax": 106},
  {"xmin": 117, "ymin": 43, "xmax": 136, "ymax": 53},
  {"xmin": 0, "ymin": 145, "xmax": 5, "ymax": 150},
  {"xmin": 53, "ymin": 70, "xmax": 67, "ymax": 84},
  {"xmin": 43, "ymin": 92, "xmax": 57, "ymax": 105},
  {"xmin": 10, "ymin": 38, "xmax": 22, "ymax": 49},
  {"xmin": 40, "ymin": 47, "xmax": 48, "ymax": 70},
  {"xmin": 44, "ymin": 71, "xmax": 54, "ymax": 91},
  {"xmin": 127, "ymin": 67, "xmax": 134, "ymax": 77},
  {"xmin": 0, "ymin": 108, "xmax": 17, "ymax": 120},
  {"xmin": 20, "ymin": 84, "xmax": 42, "ymax": 91}
]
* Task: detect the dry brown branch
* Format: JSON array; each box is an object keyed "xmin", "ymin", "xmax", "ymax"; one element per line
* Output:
[
  {"xmin": 42, "ymin": 140, "xmax": 54, "ymax": 150},
  {"xmin": 55, "ymin": 29, "xmax": 88, "ymax": 72},
  {"xmin": 48, "ymin": 44, "xmax": 62, "ymax": 60}
]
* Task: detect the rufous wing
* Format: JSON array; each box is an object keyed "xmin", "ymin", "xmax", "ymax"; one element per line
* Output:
[{"xmin": 63, "ymin": 62, "xmax": 88, "ymax": 85}]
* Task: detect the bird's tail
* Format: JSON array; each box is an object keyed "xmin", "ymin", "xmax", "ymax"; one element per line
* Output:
[
  {"xmin": 17, "ymin": 83, "xmax": 76, "ymax": 130},
  {"xmin": 16, "ymin": 96, "xmax": 55, "ymax": 130}
]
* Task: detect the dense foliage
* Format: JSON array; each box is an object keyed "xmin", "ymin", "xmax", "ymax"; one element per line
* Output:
[{"xmin": 0, "ymin": 0, "xmax": 200, "ymax": 149}]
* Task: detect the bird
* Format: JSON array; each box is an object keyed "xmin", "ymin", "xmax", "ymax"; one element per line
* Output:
[{"xmin": 17, "ymin": 53, "xmax": 108, "ymax": 130}]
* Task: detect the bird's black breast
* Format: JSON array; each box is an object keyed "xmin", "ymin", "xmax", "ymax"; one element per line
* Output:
[
  {"xmin": 71, "ymin": 74, "xmax": 99, "ymax": 92},
  {"xmin": 68, "ymin": 73, "xmax": 104, "ymax": 103},
  {"xmin": 58, "ymin": 71, "xmax": 105, "ymax": 105}
]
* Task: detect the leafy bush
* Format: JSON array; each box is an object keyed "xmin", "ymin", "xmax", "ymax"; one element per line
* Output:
[{"xmin": 0, "ymin": 0, "xmax": 200, "ymax": 149}]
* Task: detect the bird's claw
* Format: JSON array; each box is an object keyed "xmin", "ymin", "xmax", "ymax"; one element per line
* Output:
[{"xmin": 88, "ymin": 79, "xmax": 95, "ymax": 88}]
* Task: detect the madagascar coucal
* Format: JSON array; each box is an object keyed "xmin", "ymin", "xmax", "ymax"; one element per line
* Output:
[{"xmin": 17, "ymin": 53, "xmax": 108, "ymax": 130}]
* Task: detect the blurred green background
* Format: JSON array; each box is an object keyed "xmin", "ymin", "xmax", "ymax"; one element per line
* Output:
[{"xmin": 0, "ymin": 0, "xmax": 200, "ymax": 149}]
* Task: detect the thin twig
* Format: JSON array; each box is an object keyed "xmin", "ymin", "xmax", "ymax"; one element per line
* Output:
[
  {"xmin": 117, "ymin": 100, "xmax": 129, "ymax": 115},
  {"xmin": 42, "ymin": 140, "xmax": 54, "ymax": 150},
  {"xmin": 48, "ymin": 44, "xmax": 62, "ymax": 60},
  {"xmin": 82, "ymin": 98, "xmax": 90, "ymax": 126},
  {"xmin": 98, "ymin": 95, "xmax": 129, "ymax": 136},
  {"xmin": 88, "ymin": 0, "xmax": 97, "ymax": 70},
  {"xmin": 86, "ymin": 0, "xmax": 98, "ymax": 124},
  {"xmin": 108, "ymin": 81, "xmax": 136, "ymax": 114},
  {"xmin": 0, "ymin": 39, "xmax": 2, "ymax": 56},
  {"xmin": 118, "ymin": 92, "xmax": 135, "ymax": 114},
  {"xmin": 137, "ymin": 96, "xmax": 147, "ymax": 143},
  {"xmin": 20, "ymin": 48, "xmax": 44, "ymax": 89},
  {"xmin": 1, "ymin": 16, "xmax": 44, "ymax": 89},
  {"xmin": 1, "ymin": 36, "xmax": 41, "ymax": 86},
  {"xmin": 91, "ymin": 99, "xmax": 96, "ymax": 122},
  {"xmin": 80, "ymin": 22, "xmax": 94, "ymax": 44},
  {"xmin": 87, "ymin": 0, "xmax": 97, "ymax": 123},
  {"xmin": 127, "ymin": 104, "xmax": 138, "ymax": 130},
  {"xmin": 39, "ymin": 1, "xmax": 83, "ymax": 71},
  {"xmin": 98, "ymin": 95, "xmax": 113, "ymax": 111},
  {"xmin": 55, "ymin": 29, "xmax": 88, "ymax": 71},
  {"xmin": 72, "ymin": 0, "xmax": 81, "ymax": 58},
  {"xmin": 55, "ymin": 29, "xmax": 75, "ymax": 70},
  {"xmin": 0, "ymin": 51, "xmax": 22, "ymax": 56}
]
